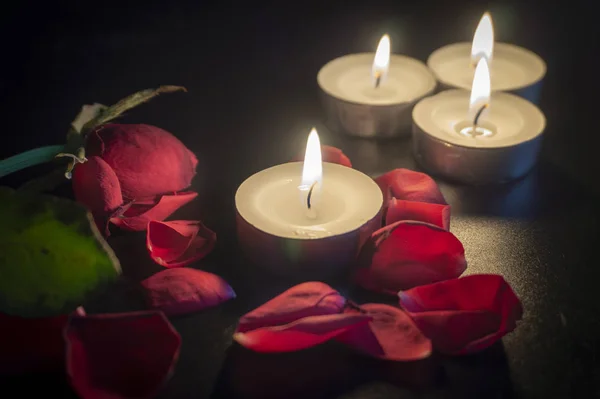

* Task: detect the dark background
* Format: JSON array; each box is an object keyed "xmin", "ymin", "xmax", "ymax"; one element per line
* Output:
[{"xmin": 1, "ymin": 1, "xmax": 599, "ymax": 398}]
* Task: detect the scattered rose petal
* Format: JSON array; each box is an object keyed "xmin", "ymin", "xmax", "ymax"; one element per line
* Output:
[
  {"xmin": 234, "ymin": 313, "xmax": 370, "ymax": 353},
  {"xmin": 336, "ymin": 303, "xmax": 432, "ymax": 361},
  {"xmin": 386, "ymin": 198, "xmax": 451, "ymax": 230},
  {"xmin": 141, "ymin": 268, "xmax": 235, "ymax": 316},
  {"xmin": 110, "ymin": 191, "xmax": 197, "ymax": 231},
  {"xmin": 146, "ymin": 220, "xmax": 216, "ymax": 267},
  {"xmin": 65, "ymin": 310, "xmax": 181, "ymax": 399},
  {"xmin": 375, "ymin": 169, "xmax": 446, "ymax": 205},
  {"xmin": 292, "ymin": 145, "xmax": 352, "ymax": 168},
  {"xmin": 355, "ymin": 221, "xmax": 466, "ymax": 294},
  {"xmin": 236, "ymin": 282, "xmax": 346, "ymax": 334},
  {"xmin": 399, "ymin": 274, "xmax": 523, "ymax": 355}
]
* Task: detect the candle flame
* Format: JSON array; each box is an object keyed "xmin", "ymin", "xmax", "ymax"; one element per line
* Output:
[
  {"xmin": 469, "ymin": 58, "xmax": 491, "ymax": 119},
  {"xmin": 471, "ymin": 12, "xmax": 494, "ymax": 65},
  {"xmin": 301, "ymin": 128, "xmax": 322, "ymax": 195},
  {"xmin": 372, "ymin": 34, "xmax": 391, "ymax": 87}
]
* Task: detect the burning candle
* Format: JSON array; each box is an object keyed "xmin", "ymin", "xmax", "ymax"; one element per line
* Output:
[
  {"xmin": 318, "ymin": 34, "xmax": 436, "ymax": 138},
  {"xmin": 428, "ymin": 12, "xmax": 546, "ymax": 103},
  {"xmin": 412, "ymin": 58, "xmax": 546, "ymax": 185},
  {"xmin": 235, "ymin": 128, "xmax": 383, "ymax": 277}
]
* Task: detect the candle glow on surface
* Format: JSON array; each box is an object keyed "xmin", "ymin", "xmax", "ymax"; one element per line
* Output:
[
  {"xmin": 471, "ymin": 12, "xmax": 494, "ymax": 66},
  {"xmin": 372, "ymin": 34, "xmax": 391, "ymax": 87},
  {"xmin": 300, "ymin": 128, "xmax": 323, "ymax": 218}
]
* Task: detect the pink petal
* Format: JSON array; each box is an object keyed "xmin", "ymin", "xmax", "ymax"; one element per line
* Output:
[
  {"xmin": 237, "ymin": 282, "xmax": 346, "ymax": 334},
  {"xmin": 336, "ymin": 303, "xmax": 432, "ymax": 361},
  {"xmin": 65, "ymin": 310, "xmax": 181, "ymax": 399},
  {"xmin": 146, "ymin": 220, "xmax": 216, "ymax": 267},
  {"xmin": 141, "ymin": 268, "xmax": 235, "ymax": 316},
  {"xmin": 233, "ymin": 313, "xmax": 370, "ymax": 353},
  {"xmin": 386, "ymin": 198, "xmax": 451, "ymax": 230},
  {"xmin": 292, "ymin": 145, "xmax": 352, "ymax": 167},
  {"xmin": 375, "ymin": 169, "xmax": 446, "ymax": 204},
  {"xmin": 110, "ymin": 191, "xmax": 197, "ymax": 231},
  {"xmin": 399, "ymin": 274, "xmax": 523, "ymax": 354},
  {"xmin": 355, "ymin": 221, "xmax": 466, "ymax": 294}
]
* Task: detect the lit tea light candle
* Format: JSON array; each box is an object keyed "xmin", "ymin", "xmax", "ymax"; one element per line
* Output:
[
  {"xmin": 412, "ymin": 58, "xmax": 546, "ymax": 185},
  {"xmin": 318, "ymin": 34, "xmax": 436, "ymax": 138},
  {"xmin": 428, "ymin": 12, "xmax": 546, "ymax": 104},
  {"xmin": 235, "ymin": 128, "xmax": 383, "ymax": 276}
]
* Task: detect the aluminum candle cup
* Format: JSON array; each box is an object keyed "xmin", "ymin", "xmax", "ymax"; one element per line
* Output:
[
  {"xmin": 318, "ymin": 35, "xmax": 436, "ymax": 138},
  {"xmin": 428, "ymin": 13, "xmax": 546, "ymax": 103},
  {"xmin": 428, "ymin": 42, "xmax": 546, "ymax": 103},
  {"xmin": 235, "ymin": 162, "xmax": 383, "ymax": 277},
  {"xmin": 412, "ymin": 89, "xmax": 546, "ymax": 185}
]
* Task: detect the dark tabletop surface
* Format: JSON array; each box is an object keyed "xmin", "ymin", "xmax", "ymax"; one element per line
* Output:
[{"xmin": 1, "ymin": 1, "xmax": 599, "ymax": 398}]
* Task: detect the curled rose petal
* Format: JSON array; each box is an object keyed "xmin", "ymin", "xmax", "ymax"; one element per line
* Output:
[
  {"xmin": 386, "ymin": 198, "xmax": 451, "ymax": 230},
  {"xmin": 65, "ymin": 310, "xmax": 181, "ymax": 399},
  {"xmin": 355, "ymin": 221, "xmax": 466, "ymax": 294},
  {"xmin": 399, "ymin": 274, "xmax": 523, "ymax": 355},
  {"xmin": 146, "ymin": 220, "xmax": 216, "ymax": 267},
  {"xmin": 0, "ymin": 307, "xmax": 85, "ymax": 374},
  {"xmin": 237, "ymin": 282, "xmax": 346, "ymax": 334},
  {"xmin": 336, "ymin": 303, "xmax": 432, "ymax": 361},
  {"xmin": 141, "ymin": 268, "xmax": 235, "ymax": 316},
  {"xmin": 375, "ymin": 169, "xmax": 446, "ymax": 204},
  {"xmin": 292, "ymin": 145, "xmax": 352, "ymax": 167},
  {"xmin": 234, "ymin": 313, "xmax": 370, "ymax": 353},
  {"xmin": 110, "ymin": 191, "xmax": 197, "ymax": 231}
]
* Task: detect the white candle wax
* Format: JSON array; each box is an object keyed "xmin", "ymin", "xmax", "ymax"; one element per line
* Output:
[
  {"xmin": 412, "ymin": 89, "xmax": 546, "ymax": 184},
  {"xmin": 428, "ymin": 42, "xmax": 546, "ymax": 103},
  {"xmin": 318, "ymin": 53, "xmax": 436, "ymax": 138},
  {"xmin": 235, "ymin": 162, "xmax": 382, "ymax": 276}
]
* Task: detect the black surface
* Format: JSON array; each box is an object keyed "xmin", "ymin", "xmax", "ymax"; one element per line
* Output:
[{"xmin": 1, "ymin": 1, "xmax": 599, "ymax": 398}]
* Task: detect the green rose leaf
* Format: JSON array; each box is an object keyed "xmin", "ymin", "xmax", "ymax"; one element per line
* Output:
[{"xmin": 0, "ymin": 187, "xmax": 121, "ymax": 317}]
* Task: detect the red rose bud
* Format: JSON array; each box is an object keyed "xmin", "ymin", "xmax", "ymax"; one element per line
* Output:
[
  {"xmin": 355, "ymin": 221, "xmax": 467, "ymax": 294},
  {"xmin": 73, "ymin": 124, "xmax": 198, "ymax": 233},
  {"xmin": 292, "ymin": 145, "xmax": 352, "ymax": 168},
  {"xmin": 399, "ymin": 274, "xmax": 523, "ymax": 355}
]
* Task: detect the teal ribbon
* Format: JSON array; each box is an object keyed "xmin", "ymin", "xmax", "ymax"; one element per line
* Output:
[{"xmin": 0, "ymin": 145, "xmax": 65, "ymax": 178}]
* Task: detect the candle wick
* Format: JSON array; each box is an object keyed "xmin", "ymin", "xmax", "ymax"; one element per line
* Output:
[
  {"xmin": 374, "ymin": 72, "xmax": 382, "ymax": 89},
  {"xmin": 306, "ymin": 181, "xmax": 318, "ymax": 210},
  {"xmin": 473, "ymin": 103, "xmax": 488, "ymax": 127}
]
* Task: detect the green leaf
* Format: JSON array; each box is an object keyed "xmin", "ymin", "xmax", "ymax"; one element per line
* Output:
[
  {"xmin": 0, "ymin": 187, "xmax": 121, "ymax": 317},
  {"xmin": 80, "ymin": 85, "xmax": 187, "ymax": 136}
]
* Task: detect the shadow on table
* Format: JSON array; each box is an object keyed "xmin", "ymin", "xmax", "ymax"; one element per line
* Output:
[{"xmin": 211, "ymin": 341, "xmax": 518, "ymax": 399}]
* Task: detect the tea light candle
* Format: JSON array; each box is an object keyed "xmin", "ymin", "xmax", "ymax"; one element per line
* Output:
[
  {"xmin": 318, "ymin": 34, "xmax": 436, "ymax": 138},
  {"xmin": 428, "ymin": 12, "xmax": 546, "ymax": 104},
  {"xmin": 235, "ymin": 129, "xmax": 383, "ymax": 277},
  {"xmin": 412, "ymin": 58, "xmax": 546, "ymax": 185}
]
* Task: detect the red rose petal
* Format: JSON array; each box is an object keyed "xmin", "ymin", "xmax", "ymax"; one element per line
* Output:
[
  {"xmin": 65, "ymin": 310, "xmax": 181, "ymax": 399},
  {"xmin": 87, "ymin": 124, "xmax": 198, "ymax": 200},
  {"xmin": 141, "ymin": 268, "xmax": 235, "ymax": 316},
  {"xmin": 110, "ymin": 191, "xmax": 197, "ymax": 231},
  {"xmin": 234, "ymin": 313, "xmax": 370, "ymax": 353},
  {"xmin": 146, "ymin": 220, "xmax": 216, "ymax": 267},
  {"xmin": 386, "ymin": 198, "xmax": 451, "ymax": 230},
  {"xmin": 237, "ymin": 282, "xmax": 346, "ymax": 334},
  {"xmin": 398, "ymin": 274, "xmax": 523, "ymax": 354},
  {"xmin": 336, "ymin": 303, "xmax": 432, "ymax": 361},
  {"xmin": 355, "ymin": 221, "xmax": 466, "ymax": 294},
  {"xmin": 375, "ymin": 169, "xmax": 446, "ymax": 204},
  {"xmin": 292, "ymin": 145, "xmax": 352, "ymax": 167}
]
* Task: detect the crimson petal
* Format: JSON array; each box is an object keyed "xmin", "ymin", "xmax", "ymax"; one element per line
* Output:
[
  {"xmin": 355, "ymin": 221, "xmax": 466, "ymax": 294},
  {"xmin": 141, "ymin": 268, "xmax": 235, "ymax": 316},
  {"xmin": 375, "ymin": 168, "xmax": 446, "ymax": 204},
  {"xmin": 386, "ymin": 198, "xmax": 451, "ymax": 230},
  {"xmin": 399, "ymin": 274, "xmax": 523, "ymax": 355},
  {"xmin": 292, "ymin": 145, "xmax": 352, "ymax": 167},
  {"xmin": 110, "ymin": 191, "xmax": 197, "ymax": 231},
  {"xmin": 146, "ymin": 220, "xmax": 216, "ymax": 267},
  {"xmin": 65, "ymin": 310, "xmax": 181, "ymax": 399},
  {"xmin": 336, "ymin": 303, "xmax": 432, "ymax": 361}
]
